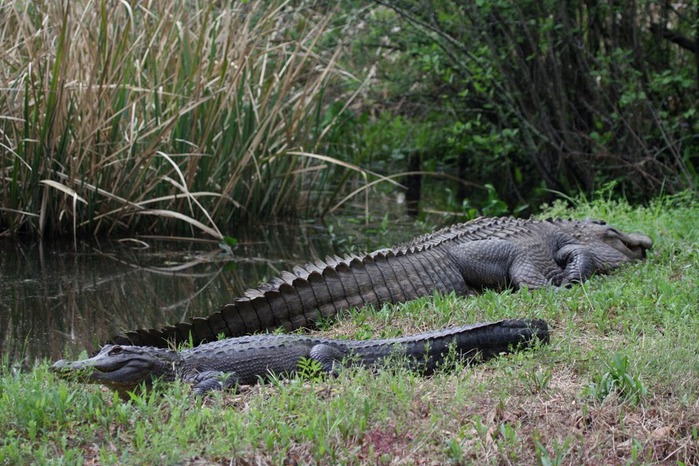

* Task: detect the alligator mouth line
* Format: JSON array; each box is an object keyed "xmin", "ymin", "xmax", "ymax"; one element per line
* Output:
[
  {"xmin": 51, "ymin": 359, "xmax": 126, "ymax": 381},
  {"xmin": 625, "ymin": 245, "xmax": 646, "ymax": 258}
]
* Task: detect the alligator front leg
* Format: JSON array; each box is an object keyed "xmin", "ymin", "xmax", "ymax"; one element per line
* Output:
[
  {"xmin": 187, "ymin": 370, "xmax": 241, "ymax": 396},
  {"xmin": 554, "ymin": 245, "xmax": 597, "ymax": 285}
]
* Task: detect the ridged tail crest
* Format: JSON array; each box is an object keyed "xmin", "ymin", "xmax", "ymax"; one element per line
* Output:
[{"xmin": 110, "ymin": 246, "xmax": 468, "ymax": 348}]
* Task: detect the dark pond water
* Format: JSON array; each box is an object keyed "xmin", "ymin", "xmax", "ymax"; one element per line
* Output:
[{"xmin": 1, "ymin": 219, "xmax": 425, "ymax": 365}]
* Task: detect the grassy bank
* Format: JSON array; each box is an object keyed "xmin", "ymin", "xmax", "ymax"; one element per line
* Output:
[
  {"xmin": 0, "ymin": 1, "xmax": 368, "ymax": 239},
  {"xmin": 1, "ymin": 194, "xmax": 698, "ymax": 464}
]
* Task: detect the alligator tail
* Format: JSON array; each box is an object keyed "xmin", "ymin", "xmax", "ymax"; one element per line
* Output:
[{"xmin": 110, "ymin": 247, "xmax": 468, "ymax": 348}]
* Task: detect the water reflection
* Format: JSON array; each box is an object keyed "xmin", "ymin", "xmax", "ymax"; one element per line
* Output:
[{"xmin": 1, "ymin": 220, "xmax": 421, "ymax": 365}]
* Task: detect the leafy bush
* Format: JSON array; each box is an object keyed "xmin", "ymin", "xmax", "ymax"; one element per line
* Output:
[{"xmin": 345, "ymin": 0, "xmax": 699, "ymax": 211}]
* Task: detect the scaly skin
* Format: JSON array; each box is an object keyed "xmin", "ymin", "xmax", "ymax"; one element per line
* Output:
[
  {"xmin": 110, "ymin": 217, "xmax": 651, "ymax": 348},
  {"xmin": 53, "ymin": 319, "xmax": 549, "ymax": 398}
]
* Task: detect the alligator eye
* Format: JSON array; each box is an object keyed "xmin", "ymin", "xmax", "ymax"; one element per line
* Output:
[{"xmin": 108, "ymin": 346, "xmax": 123, "ymax": 356}]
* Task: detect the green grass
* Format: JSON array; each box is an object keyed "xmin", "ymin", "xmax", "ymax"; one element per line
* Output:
[{"xmin": 1, "ymin": 193, "xmax": 699, "ymax": 464}]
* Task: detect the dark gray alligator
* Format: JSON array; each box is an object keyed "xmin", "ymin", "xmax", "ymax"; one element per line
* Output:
[
  {"xmin": 112, "ymin": 217, "xmax": 651, "ymax": 348},
  {"xmin": 53, "ymin": 319, "xmax": 549, "ymax": 398}
]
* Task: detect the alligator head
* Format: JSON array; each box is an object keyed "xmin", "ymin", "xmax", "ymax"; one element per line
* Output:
[
  {"xmin": 51, "ymin": 345, "xmax": 180, "ymax": 399},
  {"xmin": 557, "ymin": 219, "xmax": 653, "ymax": 265}
]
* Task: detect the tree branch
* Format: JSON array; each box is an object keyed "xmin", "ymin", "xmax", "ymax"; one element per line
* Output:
[{"xmin": 650, "ymin": 23, "xmax": 698, "ymax": 53}]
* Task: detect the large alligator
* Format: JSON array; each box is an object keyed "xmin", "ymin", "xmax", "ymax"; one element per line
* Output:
[
  {"xmin": 112, "ymin": 217, "xmax": 651, "ymax": 348},
  {"xmin": 53, "ymin": 319, "xmax": 549, "ymax": 398}
]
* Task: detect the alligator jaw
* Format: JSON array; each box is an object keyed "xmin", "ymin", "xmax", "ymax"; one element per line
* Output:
[
  {"xmin": 627, "ymin": 232, "xmax": 653, "ymax": 259},
  {"xmin": 50, "ymin": 345, "xmax": 179, "ymax": 398},
  {"xmin": 51, "ymin": 357, "xmax": 141, "ymax": 383},
  {"xmin": 608, "ymin": 230, "xmax": 653, "ymax": 260},
  {"xmin": 51, "ymin": 358, "xmax": 141, "ymax": 399}
]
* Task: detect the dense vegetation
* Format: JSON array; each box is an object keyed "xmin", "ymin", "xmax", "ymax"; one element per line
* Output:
[
  {"xmin": 1, "ymin": 194, "xmax": 697, "ymax": 464},
  {"xmin": 0, "ymin": 1, "xmax": 362, "ymax": 239},
  {"xmin": 1, "ymin": 0, "xmax": 697, "ymax": 238},
  {"xmin": 345, "ymin": 0, "xmax": 699, "ymax": 213}
]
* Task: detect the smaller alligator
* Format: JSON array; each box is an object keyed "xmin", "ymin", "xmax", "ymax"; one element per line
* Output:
[{"xmin": 52, "ymin": 319, "xmax": 549, "ymax": 399}]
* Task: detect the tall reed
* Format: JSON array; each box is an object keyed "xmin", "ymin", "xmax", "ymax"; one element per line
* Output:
[{"xmin": 0, "ymin": 0, "xmax": 361, "ymax": 239}]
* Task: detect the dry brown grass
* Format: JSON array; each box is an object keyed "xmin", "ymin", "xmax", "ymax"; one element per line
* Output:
[
  {"xmin": 445, "ymin": 368, "xmax": 699, "ymax": 465},
  {"xmin": 0, "ymin": 1, "xmax": 365, "ymax": 239},
  {"xmin": 188, "ymin": 360, "xmax": 697, "ymax": 465}
]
